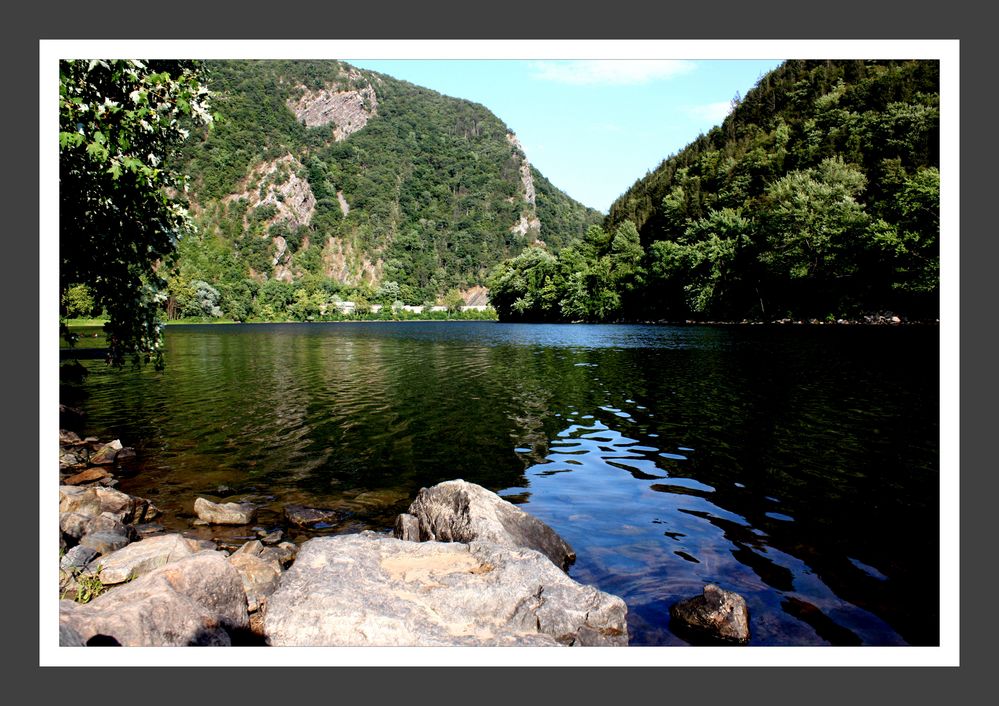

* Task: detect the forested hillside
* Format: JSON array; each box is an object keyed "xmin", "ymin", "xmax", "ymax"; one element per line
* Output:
[
  {"xmin": 490, "ymin": 60, "xmax": 940, "ymax": 322},
  {"xmin": 161, "ymin": 60, "xmax": 600, "ymax": 320}
]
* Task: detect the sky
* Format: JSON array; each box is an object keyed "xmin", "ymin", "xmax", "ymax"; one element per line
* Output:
[{"xmin": 345, "ymin": 59, "xmax": 784, "ymax": 213}]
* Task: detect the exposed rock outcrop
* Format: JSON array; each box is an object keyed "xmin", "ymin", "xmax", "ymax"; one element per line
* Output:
[
  {"xmin": 286, "ymin": 70, "xmax": 379, "ymax": 139},
  {"xmin": 264, "ymin": 533, "xmax": 627, "ymax": 646},
  {"xmin": 506, "ymin": 132, "xmax": 541, "ymax": 240},
  {"xmin": 395, "ymin": 479, "xmax": 576, "ymax": 571}
]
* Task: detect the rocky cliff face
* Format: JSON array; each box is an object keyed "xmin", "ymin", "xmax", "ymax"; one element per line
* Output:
[
  {"xmin": 506, "ymin": 132, "xmax": 542, "ymax": 241},
  {"xmin": 286, "ymin": 69, "xmax": 379, "ymax": 141},
  {"xmin": 172, "ymin": 60, "xmax": 602, "ymax": 304},
  {"xmin": 223, "ymin": 155, "xmax": 316, "ymax": 231}
]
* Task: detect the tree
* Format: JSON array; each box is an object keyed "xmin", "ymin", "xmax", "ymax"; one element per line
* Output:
[
  {"xmin": 60, "ymin": 59, "xmax": 212, "ymax": 367},
  {"xmin": 61, "ymin": 283, "xmax": 99, "ymax": 319},
  {"xmin": 443, "ymin": 288, "xmax": 465, "ymax": 314}
]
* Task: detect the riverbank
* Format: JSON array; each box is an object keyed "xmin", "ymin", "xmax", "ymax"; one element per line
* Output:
[{"xmin": 57, "ymin": 412, "xmax": 638, "ymax": 647}]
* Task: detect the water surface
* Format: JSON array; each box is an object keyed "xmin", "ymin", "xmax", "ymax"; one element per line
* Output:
[{"xmin": 61, "ymin": 322, "xmax": 940, "ymax": 646}]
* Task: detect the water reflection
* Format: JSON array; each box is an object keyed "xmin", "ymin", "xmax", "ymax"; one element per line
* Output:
[
  {"xmin": 520, "ymin": 408, "xmax": 911, "ymax": 646},
  {"xmin": 62, "ymin": 322, "xmax": 938, "ymax": 646}
]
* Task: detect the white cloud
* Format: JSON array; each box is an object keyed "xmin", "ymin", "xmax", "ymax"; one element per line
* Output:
[
  {"xmin": 529, "ymin": 59, "xmax": 696, "ymax": 85},
  {"xmin": 687, "ymin": 101, "xmax": 734, "ymax": 123}
]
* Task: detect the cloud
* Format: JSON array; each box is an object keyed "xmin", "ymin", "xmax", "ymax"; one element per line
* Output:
[
  {"xmin": 529, "ymin": 60, "xmax": 696, "ymax": 85},
  {"xmin": 687, "ymin": 101, "xmax": 734, "ymax": 123}
]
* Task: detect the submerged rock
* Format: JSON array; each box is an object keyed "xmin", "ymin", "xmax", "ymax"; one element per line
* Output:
[
  {"xmin": 264, "ymin": 533, "xmax": 628, "ymax": 647},
  {"xmin": 283, "ymin": 504, "xmax": 345, "ymax": 528},
  {"xmin": 669, "ymin": 584, "xmax": 750, "ymax": 644},
  {"xmin": 194, "ymin": 497, "xmax": 257, "ymax": 525},
  {"xmin": 59, "ymin": 551, "xmax": 249, "ymax": 646},
  {"xmin": 396, "ymin": 479, "xmax": 576, "ymax": 571}
]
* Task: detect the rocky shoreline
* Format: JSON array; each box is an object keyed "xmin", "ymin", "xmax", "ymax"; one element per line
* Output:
[{"xmin": 57, "ymin": 408, "xmax": 749, "ymax": 647}]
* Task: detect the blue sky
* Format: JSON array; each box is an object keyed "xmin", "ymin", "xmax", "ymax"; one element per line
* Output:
[{"xmin": 346, "ymin": 59, "xmax": 784, "ymax": 213}]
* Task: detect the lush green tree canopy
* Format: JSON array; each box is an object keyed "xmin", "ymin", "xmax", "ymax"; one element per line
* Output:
[
  {"xmin": 494, "ymin": 60, "xmax": 939, "ymax": 323},
  {"xmin": 60, "ymin": 59, "xmax": 211, "ymax": 366}
]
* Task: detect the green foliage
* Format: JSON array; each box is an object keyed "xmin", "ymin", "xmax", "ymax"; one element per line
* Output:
[
  {"xmin": 443, "ymin": 288, "xmax": 465, "ymax": 313},
  {"xmin": 596, "ymin": 59, "xmax": 939, "ymax": 321},
  {"xmin": 61, "ymin": 284, "xmax": 99, "ymax": 318},
  {"xmin": 72, "ymin": 570, "xmax": 110, "ymax": 604},
  {"xmin": 488, "ymin": 220, "xmax": 646, "ymax": 322},
  {"xmin": 166, "ymin": 60, "xmax": 600, "ymax": 310},
  {"xmin": 60, "ymin": 59, "xmax": 212, "ymax": 367}
]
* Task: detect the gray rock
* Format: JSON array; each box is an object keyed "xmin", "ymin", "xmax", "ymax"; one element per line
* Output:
[
  {"xmin": 92, "ymin": 533, "xmax": 195, "ymax": 584},
  {"xmin": 60, "ymin": 449, "xmax": 88, "ymax": 469},
  {"xmin": 669, "ymin": 584, "xmax": 750, "ymax": 644},
  {"xmin": 133, "ymin": 522, "xmax": 165, "ymax": 538},
  {"xmin": 61, "ymin": 545, "xmax": 99, "ymax": 570},
  {"xmin": 258, "ymin": 529, "xmax": 284, "ymax": 545},
  {"xmin": 233, "ymin": 539, "xmax": 264, "ymax": 557},
  {"xmin": 93, "ymin": 486, "xmax": 151, "ymax": 523},
  {"xmin": 397, "ymin": 480, "xmax": 576, "ymax": 571},
  {"xmin": 59, "ymin": 487, "xmax": 103, "ymax": 517},
  {"xmin": 228, "ymin": 552, "xmax": 282, "ymax": 613},
  {"xmin": 194, "ymin": 497, "xmax": 257, "ymax": 525},
  {"xmin": 394, "ymin": 512, "xmax": 420, "ymax": 541},
  {"xmin": 60, "ymin": 511, "xmax": 96, "ymax": 542},
  {"xmin": 59, "ymin": 552, "xmax": 249, "ymax": 646},
  {"xmin": 259, "ymin": 542, "xmax": 297, "ymax": 569},
  {"xmin": 59, "ymin": 429, "xmax": 82, "ymax": 445},
  {"xmin": 283, "ymin": 504, "xmax": 344, "ymax": 528},
  {"xmin": 185, "ymin": 538, "xmax": 219, "ymax": 553},
  {"xmin": 90, "ymin": 439, "xmax": 123, "ymax": 465},
  {"xmin": 59, "ymin": 486, "xmax": 153, "ymax": 524},
  {"xmin": 79, "ymin": 530, "xmax": 131, "ymax": 556},
  {"xmin": 264, "ymin": 533, "xmax": 628, "ymax": 647},
  {"xmin": 59, "ymin": 622, "xmax": 85, "ymax": 646},
  {"xmin": 115, "ymin": 447, "xmax": 137, "ymax": 464}
]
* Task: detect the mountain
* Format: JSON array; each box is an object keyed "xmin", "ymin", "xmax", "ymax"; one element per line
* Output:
[
  {"xmin": 604, "ymin": 59, "xmax": 940, "ymax": 320},
  {"xmin": 166, "ymin": 60, "xmax": 601, "ymax": 318},
  {"xmin": 489, "ymin": 59, "xmax": 940, "ymax": 323}
]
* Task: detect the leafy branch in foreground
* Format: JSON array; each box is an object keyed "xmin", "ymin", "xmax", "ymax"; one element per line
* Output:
[{"xmin": 60, "ymin": 59, "xmax": 212, "ymax": 367}]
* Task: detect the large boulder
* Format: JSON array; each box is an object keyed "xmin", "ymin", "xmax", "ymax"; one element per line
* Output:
[
  {"xmin": 264, "ymin": 533, "xmax": 628, "ymax": 647},
  {"xmin": 90, "ymin": 533, "xmax": 194, "ymax": 584},
  {"xmin": 395, "ymin": 480, "xmax": 576, "ymax": 571},
  {"xmin": 59, "ymin": 551, "xmax": 249, "ymax": 646},
  {"xmin": 194, "ymin": 497, "xmax": 257, "ymax": 525},
  {"xmin": 669, "ymin": 584, "xmax": 751, "ymax": 645}
]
